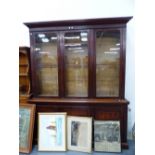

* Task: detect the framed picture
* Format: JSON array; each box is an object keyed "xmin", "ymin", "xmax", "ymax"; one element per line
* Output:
[
  {"xmin": 67, "ymin": 116, "xmax": 92, "ymax": 153},
  {"xmin": 94, "ymin": 120, "xmax": 121, "ymax": 152},
  {"xmin": 38, "ymin": 113, "xmax": 67, "ymax": 151},
  {"xmin": 19, "ymin": 104, "xmax": 36, "ymax": 153}
]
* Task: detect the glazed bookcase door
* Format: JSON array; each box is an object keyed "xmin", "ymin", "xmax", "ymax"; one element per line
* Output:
[
  {"xmin": 63, "ymin": 31, "xmax": 89, "ymax": 97},
  {"xmin": 95, "ymin": 30, "xmax": 120, "ymax": 97},
  {"xmin": 33, "ymin": 32, "xmax": 59, "ymax": 96}
]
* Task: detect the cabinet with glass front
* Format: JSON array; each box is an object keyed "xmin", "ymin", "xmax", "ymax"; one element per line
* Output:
[
  {"xmin": 25, "ymin": 17, "xmax": 132, "ymax": 148},
  {"xmin": 25, "ymin": 17, "xmax": 131, "ymax": 99}
]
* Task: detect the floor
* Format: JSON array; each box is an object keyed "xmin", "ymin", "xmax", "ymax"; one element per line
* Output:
[{"xmin": 20, "ymin": 141, "xmax": 134, "ymax": 155}]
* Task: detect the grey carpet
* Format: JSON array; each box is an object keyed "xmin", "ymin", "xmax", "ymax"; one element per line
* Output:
[{"xmin": 20, "ymin": 140, "xmax": 134, "ymax": 155}]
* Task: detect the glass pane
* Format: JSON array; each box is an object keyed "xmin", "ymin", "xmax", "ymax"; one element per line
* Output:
[
  {"xmin": 64, "ymin": 32, "xmax": 88, "ymax": 97},
  {"xmin": 34, "ymin": 33, "xmax": 58, "ymax": 96},
  {"xmin": 96, "ymin": 31, "xmax": 120, "ymax": 97},
  {"xmin": 37, "ymin": 68, "xmax": 58, "ymax": 96}
]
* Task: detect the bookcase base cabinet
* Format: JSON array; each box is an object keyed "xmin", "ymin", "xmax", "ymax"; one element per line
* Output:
[{"xmin": 29, "ymin": 99, "xmax": 129, "ymax": 149}]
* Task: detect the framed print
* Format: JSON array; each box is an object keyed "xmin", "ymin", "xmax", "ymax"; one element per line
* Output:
[
  {"xmin": 38, "ymin": 113, "xmax": 67, "ymax": 151},
  {"xmin": 67, "ymin": 116, "xmax": 92, "ymax": 153},
  {"xmin": 94, "ymin": 120, "xmax": 121, "ymax": 152},
  {"xmin": 19, "ymin": 104, "xmax": 36, "ymax": 153}
]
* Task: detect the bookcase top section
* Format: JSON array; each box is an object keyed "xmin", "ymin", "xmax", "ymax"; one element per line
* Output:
[{"xmin": 24, "ymin": 17, "xmax": 132, "ymax": 29}]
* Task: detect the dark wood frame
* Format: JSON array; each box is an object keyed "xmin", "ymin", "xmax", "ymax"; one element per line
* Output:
[
  {"xmin": 24, "ymin": 17, "xmax": 132, "ymax": 149},
  {"xmin": 19, "ymin": 104, "xmax": 36, "ymax": 153}
]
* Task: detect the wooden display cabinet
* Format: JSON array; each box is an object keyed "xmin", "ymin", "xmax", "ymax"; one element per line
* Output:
[
  {"xmin": 25, "ymin": 17, "xmax": 132, "ymax": 148},
  {"xmin": 19, "ymin": 47, "xmax": 31, "ymax": 103}
]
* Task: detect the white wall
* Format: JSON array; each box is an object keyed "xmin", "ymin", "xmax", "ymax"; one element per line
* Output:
[
  {"xmin": 19, "ymin": 0, "xmax": 134, "ymax": 46},
  {"xmin": 19, "ymin": 0, "xmax": 135, "ymax": 139},
  {"xmin": 125, "ymin": 18, "xmax": 135, "ymax": 139}
]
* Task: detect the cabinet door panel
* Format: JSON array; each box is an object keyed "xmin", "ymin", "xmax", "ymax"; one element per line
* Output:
[
  {"xmin": 34, "ymin": 33, "xmax": 59, "ymax": 96},
  {"xmin": 96, "ymin": 30, "xmax": 120, "ymax": 97},
  {"xmin": 64, "ymin": 31, "xmax": 89, "ymax": 97}
]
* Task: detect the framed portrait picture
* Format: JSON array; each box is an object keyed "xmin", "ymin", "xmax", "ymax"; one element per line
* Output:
[
  {"xmin": 94, "ymin": 120, "xmax": 121, "ymax": 152},
  {"xmin": 67, "ymin": 116, "xmax": 92, "ymax": 153},
  {"xmin": 19, "ymin": 104, "xmax": 36, "ymax": 153},
  {"xmin": 38, "ymin": 113, "xmax": 67, "ymax": 151}
]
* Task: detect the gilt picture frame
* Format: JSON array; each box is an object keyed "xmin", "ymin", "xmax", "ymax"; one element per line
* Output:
[
  {"xmin": 38, "ymin": 113, "xmax": 67, "ymax": 151},
  {"xmin": 19, "ymin": 104, "xmax": 36, "ymax": 153},
  {"xmin": 94, "ymin": 120, "xmax": 121, "ymax": 152},
  {"xmin": 67, "ymin": 116, "xmax": 92, "ymax": 153}
]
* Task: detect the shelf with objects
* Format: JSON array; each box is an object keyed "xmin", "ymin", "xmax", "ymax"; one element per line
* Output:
[
  {"xmin": 24, "ymin": 17, "xmax": 132, "ymax": 149},
  {"xmin": 19, "ymin": 47, "xmax": 31, "ymax": 103}
]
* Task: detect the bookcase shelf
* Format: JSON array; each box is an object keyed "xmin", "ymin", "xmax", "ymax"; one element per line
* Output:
[{"xmin": 19, "ymin": 47, "xmax": 31, "ymax": 103}]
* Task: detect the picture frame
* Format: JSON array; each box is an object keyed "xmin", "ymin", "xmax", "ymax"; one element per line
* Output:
[
  {"xmin": 38, "ymin": 113, "xmax": 67, "ymax": 151},
  {"xmin": 94, "ymin": 120, "xmax": 121, "ymax": 152},
  {"xmin": 67, "ymin": 116, "xmax": 92, "ymax": 153},
  {"xmin": 19, "ymin": 104, "xmax": 36, "ymax": 153}
]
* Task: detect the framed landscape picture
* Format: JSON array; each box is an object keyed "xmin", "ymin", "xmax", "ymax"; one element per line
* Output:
[
  {"xmin": 38, "ymin": 113, "xmax": 67, "ymax": 151},
  {"xmin": 19, "ymin": 104, "xmax": 36, "ymax": 153},
  {"xmin": 67, "ymin": 116, "xmax": 92, "ymax": 153},
  {"xmin": 94, "ymin": 120, "xmax": 121, "ymax": 152}
]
